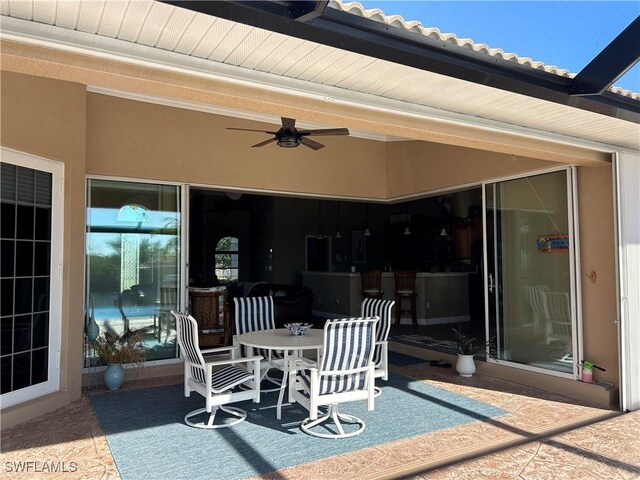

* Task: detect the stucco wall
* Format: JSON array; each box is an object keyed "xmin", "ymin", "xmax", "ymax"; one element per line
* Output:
[
  {"xmin": 86, "ymin": 93, "xmax": 388, "ymax": 199},
  {"xmin": 577, "ymin": 165, "xmax": 618, "ymax": 385},
  {"xmin": 386, "ymin": 141, "xmax": 558, "ymax": 197},
  {"xmin": 0, "ymin": 71, "xmax": 86, "ymax": 426}
]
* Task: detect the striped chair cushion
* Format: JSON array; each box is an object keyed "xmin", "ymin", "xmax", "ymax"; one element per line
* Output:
[
  {"xmin": 234, "ymin": 296, "xmax": 282, "ymax": 357},
  {"xmin": 360, "ymin": 298, "xmax": 395, "ymax": 366},
  {"xmin": 234, "ymin": 296, "xmax": 275, "ymax": 334},
  {"xmin": 210, "ymin": 365, "xmax": 253, "ymax": 393},
  {"xmin": 174, "ymin": 311, "xmax": 204, "ymax": 367},
  {"xmin": 298, "ymin": 369, "xmax": 367, "ymax": 396},
  {"xmin": 318, "ymin": 318, "xmax": 374, "ymax": 395}
]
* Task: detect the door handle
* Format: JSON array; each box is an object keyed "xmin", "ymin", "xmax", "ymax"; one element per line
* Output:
[{"xmin": 488, "ymin": 273, "xmax": 494, "ymax": 293}]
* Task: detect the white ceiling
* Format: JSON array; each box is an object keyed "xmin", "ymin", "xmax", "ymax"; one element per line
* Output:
[{"xmin": 1, "ymin": 0, "xmax": 638, "ymax": 151}]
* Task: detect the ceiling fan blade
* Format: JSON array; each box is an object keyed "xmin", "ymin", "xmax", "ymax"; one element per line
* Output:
[
  {"xmin": 281, "ymin": 117, "xmax": 296, "ymax": 130},
  {"xmin": 251, "ymin": 138, "xmax": 277, "ymax": 148},
  {"xmin": 227, "ymin": 127, "xmax": 277, "ymax": 134},
  {"xmin": 306, "ymin": 128, "xmax": 350, "ymax": 136},
  {"xmin": 300, "ymin": 137, "xmax": 325, "ymax": 150}
]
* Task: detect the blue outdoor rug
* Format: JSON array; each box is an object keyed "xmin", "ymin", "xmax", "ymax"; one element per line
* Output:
[
  {"xmin": 388, "ymin": 350, "xmax": 427, "ymax": 366},
  {"xmin": 91, "ymin": 373, "xmax": 505, "ymax": 480}
]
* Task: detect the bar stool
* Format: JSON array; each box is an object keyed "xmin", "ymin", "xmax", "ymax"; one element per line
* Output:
[
  {"xmin": 360, "ymin": 270, "xmax": 384, "ymax": 299},
  {"xmin": 394, "ymin": 271, "xmax": 418, "ymax": 327}
]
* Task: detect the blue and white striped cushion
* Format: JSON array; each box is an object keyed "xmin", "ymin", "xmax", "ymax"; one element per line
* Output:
[
  {"xmin": 319, "ymin": 318, "xmax": 374, "ymax": 395},
  {"xmin": 234, "ymin": 296, "xmax": 275, "ymax": 334},
  {"xmin": 210, "ymin": 365, "xmax": 253, "ymax": 393},
  {"xmin": 360, "ymin": 299, "xmax": 394, "ymax": 366},
  {"xmin": 234, "ymin": 296, "xmax": 280, "ymax": 357},
  {"xmin": 173, "ymin": 311, "xmax": 207, "ymax": 383}
]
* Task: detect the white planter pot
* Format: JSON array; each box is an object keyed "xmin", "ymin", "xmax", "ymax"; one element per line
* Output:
[{"xmin": 456, "ymin": 354, "xmax": 476, "ymax": 377}]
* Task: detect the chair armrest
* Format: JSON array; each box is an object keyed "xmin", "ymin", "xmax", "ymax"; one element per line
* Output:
[
  {"xmin": 200, "ymin": 346, "xmax": 237, "ymax": 355},
  {"xmin": 288, "ymin": 355, "xmax": 317, "ymax": 370},
  {"xmin": 204, "ymin": 355, "xmax": 263, "ymax": 367}
]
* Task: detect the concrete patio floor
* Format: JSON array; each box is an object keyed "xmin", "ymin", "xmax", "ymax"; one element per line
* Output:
[{"xmin": 1, "ymin": 354, "xmax": 639, "ymax": 480}]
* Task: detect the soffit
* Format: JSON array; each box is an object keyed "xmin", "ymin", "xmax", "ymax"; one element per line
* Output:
[{"xmin": 0, "ymin": 0, "xmax": 637, "ymax": 152}]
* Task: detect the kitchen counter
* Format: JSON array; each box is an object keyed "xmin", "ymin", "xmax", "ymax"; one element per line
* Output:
[{"xmin": 302, "ymin": 271, "xmax": 471, "ymax": 325}]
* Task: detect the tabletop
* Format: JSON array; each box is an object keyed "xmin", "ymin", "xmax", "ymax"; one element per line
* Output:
[{"xmin": 235, "ymin": 328, "xmax": 324, "ymax": 350}]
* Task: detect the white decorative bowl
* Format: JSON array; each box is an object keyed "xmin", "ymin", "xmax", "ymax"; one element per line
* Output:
[{"xmin": 284, "ymin": 323, "xmax": 312, "ymax": 336}]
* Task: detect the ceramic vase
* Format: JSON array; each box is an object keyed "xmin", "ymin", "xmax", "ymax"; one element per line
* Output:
[
  {"xmin": 455, "ymin": 354, "xmax": 476, "ymax": 377},
  {"xmin": 104, "ymin": 363, "xmax": 125, "ymax": 390}
]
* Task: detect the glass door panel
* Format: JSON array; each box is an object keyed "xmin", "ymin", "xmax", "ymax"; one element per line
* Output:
[
  {"xmin": 85, "ymin": 180, "xmax": 181, "ymax": 363},
  {"xmin": 485, "ymin": 170, "xmax": 576, "ymax": 375}
]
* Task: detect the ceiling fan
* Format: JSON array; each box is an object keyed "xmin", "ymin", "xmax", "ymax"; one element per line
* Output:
[{"xmin": 227, "ymin": 117, "xmax": 349, "ymax": 150}]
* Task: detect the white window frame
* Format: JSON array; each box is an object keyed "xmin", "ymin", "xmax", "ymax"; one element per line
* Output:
[
  {"xmin": 83, "ymin": 175, "xmax": 186, "ymax": 369},
  {"xmin": 1, "ymin": 147, "xmax": 64, "ymax": 407}
]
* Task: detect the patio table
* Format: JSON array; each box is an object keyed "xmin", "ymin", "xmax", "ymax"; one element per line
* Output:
[{"xmin": 235, "ymin": 328, "xmax": 323, "ymax": 419}]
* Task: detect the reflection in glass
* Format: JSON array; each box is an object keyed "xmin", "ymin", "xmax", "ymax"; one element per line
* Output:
[
  {"xmin": 85, "ymin": 180, "xmax": 180, "ymax": 364},
  {"xmin": 487, "ymin": 170, "xmax": 573, "ymax": 374}
]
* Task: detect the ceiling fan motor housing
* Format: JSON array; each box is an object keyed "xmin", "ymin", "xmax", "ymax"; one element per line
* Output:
[{"xmin": 277, "ymin": 131, "xmax": 300, "ymax": 148}]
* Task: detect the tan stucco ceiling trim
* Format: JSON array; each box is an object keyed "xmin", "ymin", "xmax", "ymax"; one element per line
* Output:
[{"xmin": 1, "ymin": 40, "xmax": 611, "ymax": 165}]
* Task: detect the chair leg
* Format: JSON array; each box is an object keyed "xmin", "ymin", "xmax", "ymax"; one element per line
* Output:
[
  {"xmin": 300, "ymin": 404, "xmax": 366, "ymax": 439},
  {"xmin": 184, "ymin": 405, "xmax": 247, "ymax": 429},
  {"xmin": 411, "ymin": 296, "xmax": 417, "ymax": 327}
]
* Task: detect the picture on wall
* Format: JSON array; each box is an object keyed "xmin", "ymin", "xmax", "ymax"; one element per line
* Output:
[{"xmin": 352, "ymin": 230, "xmax": 366, "ymax": 263}]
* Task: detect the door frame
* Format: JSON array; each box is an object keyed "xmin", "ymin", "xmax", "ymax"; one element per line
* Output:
[
  {"xmin": 1, "ymin": 148, "xmax": 64, "ymax": 407},
  {"xmin": 482, "ymin": 165, "xmax": 582, "ymax": 379}
]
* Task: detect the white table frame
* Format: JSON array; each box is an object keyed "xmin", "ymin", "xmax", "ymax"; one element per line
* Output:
[{"xmin": 234, "ymin": 328, "xmax": 323, "ymax": 419}]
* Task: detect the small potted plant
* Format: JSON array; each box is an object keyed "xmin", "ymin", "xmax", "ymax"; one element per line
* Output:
[
  {"xmin": 452, "ymin": 328, "xmax": 494, "ymax": 377},
  {"xmin": 93, "ymin": 329, "xmax": 146, "ymax": 390}
]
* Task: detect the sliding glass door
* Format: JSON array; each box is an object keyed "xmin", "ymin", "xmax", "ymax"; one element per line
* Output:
[
  {"xmin": 484, "ymin": 169, "xmax": 577, "ymax": 376},
  {"xmin": 85, "ymin": 179, "xmax": 181, "ymax": 363}
]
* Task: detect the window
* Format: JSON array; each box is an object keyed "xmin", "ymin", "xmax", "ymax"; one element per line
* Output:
[
  {"xmin": 85, "ymin": 179, "xmax": 181, "ymax": 363},
  {"xmin": 1, "ymin": 149, "xmax": 63, "ymax": 407},
  {"xmin": 215, "ymin": 237, "xmax": 238, "ymax": 281}
]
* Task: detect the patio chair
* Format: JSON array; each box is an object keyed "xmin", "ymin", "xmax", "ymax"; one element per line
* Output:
[
  {"xmin": 233, "ymin": 296, "xmax": 284, "ymax": 391},
  {"xmin": 541, "ymin": 291, "xmax": 572, "ymax": 346},
  {"xmin": 361, "ymin": 298, "xmax": 395, "ymax": 396},
  {"xmin": 172, "ymin": 311, "xmax": 261, "ymax": 429},
  {"xmin": 288, "ymin": 316, "xmax": 378, "ymax": 438}
]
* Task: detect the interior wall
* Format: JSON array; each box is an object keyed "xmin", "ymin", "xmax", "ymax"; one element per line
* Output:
[
  {"xmin": 0, "ymin": 72, "xmax": 86, "ymax": 427},
  {"xmin": 576, "ymin": 165, "xmax": 618, "ymax": 386},
  {"xmin": 86, "ymin": 93, "xmax": 388, "ymax": 199}
]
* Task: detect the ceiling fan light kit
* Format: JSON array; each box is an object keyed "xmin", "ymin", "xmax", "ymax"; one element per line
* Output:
[{"xmin": 227, "ymin": 117, "xmax": 349, "ymax": 150}]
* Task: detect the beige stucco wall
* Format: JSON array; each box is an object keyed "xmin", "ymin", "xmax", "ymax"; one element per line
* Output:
[
  {"xmin": 386, "ymin": 140, "xmax": 559, "ymax": 197},
  {"xmin": 576, "ymin": 166, "xmax": 618, "ymax": 385},
  {"xmin": 0, "ymin": 71, "xmax": 86, "ymax": 426},
  {"xmin": 86, "ymin": 93, "xmax": 388, "ymax": 199}
]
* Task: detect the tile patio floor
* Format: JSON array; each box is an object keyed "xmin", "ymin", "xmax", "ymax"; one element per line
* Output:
[{"xmin": 1, "ymin": 356, "xmax": 639, "ymax": 480}]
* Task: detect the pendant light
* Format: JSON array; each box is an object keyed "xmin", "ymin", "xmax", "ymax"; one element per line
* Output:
[
  {"xmin": 364, "ymin": 203, "xmax": 371, "ymax": 236},
  {"xmin": 403, "ymin": 202, "xmax": 411, "ymax": 235},
  {"xmin": 335, "ymin": 201, "xmax": 342, "ymax": 239},
  {"xmin": 317, "ymin": 200, "xmax": 324, "ymax": 239}
]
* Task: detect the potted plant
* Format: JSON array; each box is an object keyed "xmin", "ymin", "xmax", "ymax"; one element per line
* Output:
[
  {"xmin": 93, "ymin": 329, "xmax": 146, "ymax": 390},
  {"xmin": 452, "ymin": 328, "xmax": 494, "ymax": 377}
]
